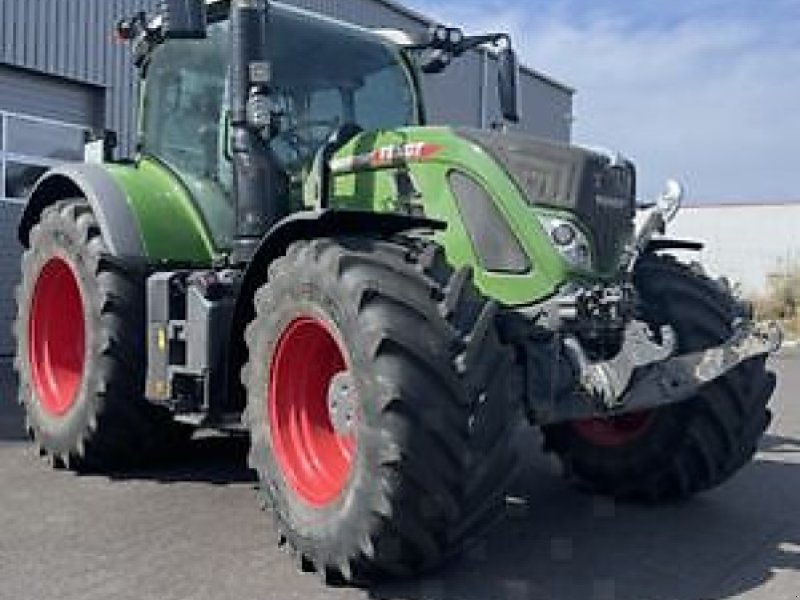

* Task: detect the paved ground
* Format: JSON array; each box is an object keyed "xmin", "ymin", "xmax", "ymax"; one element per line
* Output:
[{"xmin": 1, "ymin": 355, "xmax": 799, "ymax": 600}]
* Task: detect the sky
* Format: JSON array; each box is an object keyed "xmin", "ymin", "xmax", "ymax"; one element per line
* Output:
[{"xmin": 404, "ymin": 0, "xmax": 800, "ymax": 204}]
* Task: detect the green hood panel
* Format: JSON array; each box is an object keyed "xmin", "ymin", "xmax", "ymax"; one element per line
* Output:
[
  {"xmin": 99, "ymin": 127, "xmax": 619, "ymax": 307},
  {"xmin": 105, "ymin": 159, "xmax": 217, "ymax": 264},
  {"xmin": 328, "ymin": 126, "xmax": 576, "ymax": 306}
]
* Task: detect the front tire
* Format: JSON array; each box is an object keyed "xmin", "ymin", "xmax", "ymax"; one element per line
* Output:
[
  {"xmin": 244, "ymin": 237, "xmax": 518, "ymax": 581},
  {"xmin": 15, "ymin": 199, "xmax": 188, "ymax": 469},
  {"xmin": 542, "ymin": 254, "xmax": 776, "ymax": 501}
]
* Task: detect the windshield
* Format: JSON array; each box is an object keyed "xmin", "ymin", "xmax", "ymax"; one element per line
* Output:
[
  {"xmin": 141, "ymin": 3, "xmax": 417, "ymax": 179},
  {"xmin": 263, "ymin": 4, "xmax": 418, "ymax": 169}
]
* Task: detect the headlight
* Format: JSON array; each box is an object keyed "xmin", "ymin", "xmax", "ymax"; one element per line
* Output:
[
  {"xmin": 537, "ymin": 216, "xmax": 593, "ymax": 269},
  {"xmin": 551, "ymin": 222, "xmax": 576, "ymax": 246}
]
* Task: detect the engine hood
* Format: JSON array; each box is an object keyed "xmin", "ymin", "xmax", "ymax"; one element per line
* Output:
[{"xmin": 456, "ymin": 128, "xmax": 636, "ymax": 273}]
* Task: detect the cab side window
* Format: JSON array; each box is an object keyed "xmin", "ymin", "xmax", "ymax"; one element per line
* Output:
[
  {"xmin": 140, "ymin": 21, "xmax": 235, "ymax": 248},
  {"xmin": 141, "ymin": 22, "xmax": 228, "ymax": 184}
]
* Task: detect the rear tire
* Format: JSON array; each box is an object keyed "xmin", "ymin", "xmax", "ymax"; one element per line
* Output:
[
  {"xmin": 15, "ymin": 199, "xmax": 189, "ymax": 470},
  {"xmin": 244, "ymin": 237, "xmax": 518, "ymax": 581},
  {"xmin": 542, "ymin": 253, "xmax": 776, "ymax": 501}
]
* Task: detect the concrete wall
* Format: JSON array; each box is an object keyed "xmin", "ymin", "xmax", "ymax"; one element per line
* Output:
[{"xmin": 665, "ymin": 203, "xmax": 800, "ymax": 295}]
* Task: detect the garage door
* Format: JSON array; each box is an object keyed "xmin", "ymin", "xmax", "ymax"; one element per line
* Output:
[{"xmin": 0, "ymin": 66, "xmax": 102, "ymax": 355}]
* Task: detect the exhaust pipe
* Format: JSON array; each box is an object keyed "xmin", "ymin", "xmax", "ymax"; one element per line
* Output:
[{"xmin": 229, "ymin": 0, "xmax": 284, "ymax": 262}]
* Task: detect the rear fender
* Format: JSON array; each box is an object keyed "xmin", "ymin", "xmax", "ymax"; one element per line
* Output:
[
  {"xmin": 19, "ymin": 163, "xmax": 146, "ymax": 258},
  {"xmin": 20, "ymin": 160, "xmax": 218, "ymax": 265}
]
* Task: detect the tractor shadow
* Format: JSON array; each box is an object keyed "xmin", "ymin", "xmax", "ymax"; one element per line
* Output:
[
  {"xmin": 370, "ymin": 431, "xmax": 800, "ymax": 600},
  {"xmin": 106, "ymin": 433, "xmax": 256, "ymax": 486},
  {"xmin": 0, "ymin": 360, "xmax": 254, "ymax": 483},
  {"xmin": 0, "ymin": 365, "xmax": 253, "ymax": 484}
]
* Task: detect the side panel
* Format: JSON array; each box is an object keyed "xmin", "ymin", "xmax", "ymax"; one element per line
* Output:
[
  {"xmin": 105, "ymin": 158, "xmax": 217, "ymax": 264},
  {"xmin": 328, "ymin": 127, "xmax": 572, "ymax": 306}
]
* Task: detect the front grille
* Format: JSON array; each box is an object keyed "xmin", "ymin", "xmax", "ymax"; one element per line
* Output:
[
  {"xmin": 577, "ymin": 157, "xmax": 636, "ymax": 272},
  {"xmin": 457, "ymin": 128, "xmax": 636, "ymax": 273}
]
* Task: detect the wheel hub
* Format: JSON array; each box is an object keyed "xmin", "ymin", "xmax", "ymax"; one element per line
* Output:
[
  {"xmin": 267, "ymin": 316, "xmax": 356, "ymax": 507},
  {"xmin": 28, "ymin": 257, "xmax": 86, "ymax": 417},
  {"xmin": 327, "ymin": 371, "xmax": 358, "ymax": 436}
]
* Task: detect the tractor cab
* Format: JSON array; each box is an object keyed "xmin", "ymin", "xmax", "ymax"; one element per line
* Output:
[
  {"xmin": 123, "ymin": 0, "xmax": 522, "ymax": 258},
  {"xmin": 138, "ymin": 1, "xmax": 422, "ymax": 249}
]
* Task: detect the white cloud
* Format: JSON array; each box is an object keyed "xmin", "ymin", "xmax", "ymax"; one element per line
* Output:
[{"xmin": 406, "ymin": 1, "xmax": 800, "ymax": 202}]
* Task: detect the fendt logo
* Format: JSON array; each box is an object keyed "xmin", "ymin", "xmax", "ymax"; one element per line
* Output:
[
  {"xmin": 373, "ymin": 142, "xmax": 441, "ymax": 164},
  {"xmin": 330, "ymin": 143, "xmax": 443, "ymax": 173}
]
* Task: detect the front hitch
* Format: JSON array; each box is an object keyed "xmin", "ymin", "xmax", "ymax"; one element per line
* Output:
[
  {"xmin": 535, "ymin": 319, "xmax": 782, "ymax": 426},
  {"xmin": 563, "ymin": 320, "xmax": 677, "ymax": 408}
]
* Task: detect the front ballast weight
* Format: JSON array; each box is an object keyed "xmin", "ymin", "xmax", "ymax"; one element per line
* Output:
[{"xmin": 531, "ymin": 318, "xmax": 782, "ymax": 427}]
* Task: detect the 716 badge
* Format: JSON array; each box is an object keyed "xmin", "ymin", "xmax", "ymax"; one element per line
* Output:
[{"xmin": 330, "ymin": 142, "xmax": 443, "ymax": 173}]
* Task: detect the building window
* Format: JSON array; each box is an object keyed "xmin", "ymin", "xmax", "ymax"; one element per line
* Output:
[
  {"xmin": 0, "ymin": 111, "xmax": 87, "ymax": 204},
  {"xmin": 6, "ymin": 115, "xmax": 85, "ymax": 161}
]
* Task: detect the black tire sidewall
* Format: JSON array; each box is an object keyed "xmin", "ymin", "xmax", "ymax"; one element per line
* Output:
[
  {"xmin": 549, "ymin": 258, "xmax": 715, "ymax": 463},
  {"xmin": 246, "ymin": 237, "xmax": 518, "ymax": 577},
  {"xmin": 544, "ymin": 253, "xmax": 767, "ymax": 494},
  {"xmin": 18, "ymin": 206, "xmax": 107, "ymax": 456},
  {"xmin": 246, "ymin": 262, "xmax": 387, "ymax": 558}
]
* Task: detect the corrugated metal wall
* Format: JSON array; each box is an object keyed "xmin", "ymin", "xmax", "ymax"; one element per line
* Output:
[
  {"xmin": 0, "ymin": 65, "xmax": 103, "ymax": 126},
  {"xmin": 0, "ymin": 0, "xmax": 572, "ymax": 156},
  {"xmin": 0, "ymin": 66, "xmax": 107, "ymax": 354},
  {"xmin": 292, "ymin": 0, "xmax": 427, "ymax": 29},
  {"xmin": 0, "ymin": 0, "xmax": 159, "ymax": 155}
]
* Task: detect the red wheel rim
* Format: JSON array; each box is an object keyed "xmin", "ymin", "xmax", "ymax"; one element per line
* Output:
[
  {"xmin": 571, "ymin": 411, "xmax": 655, "ymax": 448},
  {"xmin": 268, "ymin": 316, "xmax": 356, "ymax": 507},
  {"xmin": 28, "ymin": 257, "xmax": 86, "ymax": 417}
]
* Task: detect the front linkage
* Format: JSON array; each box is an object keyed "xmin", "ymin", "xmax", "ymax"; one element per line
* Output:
[
  {"xmin": 526, "ymin": 316, "xmax": 780, "ymax": 427},
  {"xmin": 506, "ymin": 184, "xmax": 781, "ymax": 429}
]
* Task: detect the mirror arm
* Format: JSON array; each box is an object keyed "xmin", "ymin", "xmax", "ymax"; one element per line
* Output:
[
  {"xmin": 116, "ymin": 1, "xmax": 206, "ymax": 73},
  {"xmin": 118, "ymin": 15, "xmax": 171, "ymax": 73},
  {"xmin": 407, "ymin": 31, "xmax": 509, "ymax": 55},
  {"xmin": 454, "ymin": 33, "xmax": 507, "ymax": 55},
  {"xmin": 416, "ymin": 32, "xmax": 513, "ymax": 75}
]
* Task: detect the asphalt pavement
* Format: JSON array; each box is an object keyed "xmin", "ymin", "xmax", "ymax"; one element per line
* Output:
[{"xmin": 1, "ymin": 354, "xmax": 798, "ymax": 600}]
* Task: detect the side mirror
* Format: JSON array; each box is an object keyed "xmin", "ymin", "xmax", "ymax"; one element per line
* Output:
[
  {"xmin": 161, "ymin": 0, "xmax": 207, "ymax": 39},
  {"xmin": 498, "ymin": 47, "xmax": 520, "ymax": 123}
]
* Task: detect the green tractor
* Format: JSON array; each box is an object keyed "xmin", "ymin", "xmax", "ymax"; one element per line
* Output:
[{"xmin": 15, "ymin": 0, "xmax": 780, "ymax": 582}]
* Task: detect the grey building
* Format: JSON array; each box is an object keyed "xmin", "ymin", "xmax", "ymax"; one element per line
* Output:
[{"xmin": 0, "ymin": 0, "xmax": 573, "ymax": 354}]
